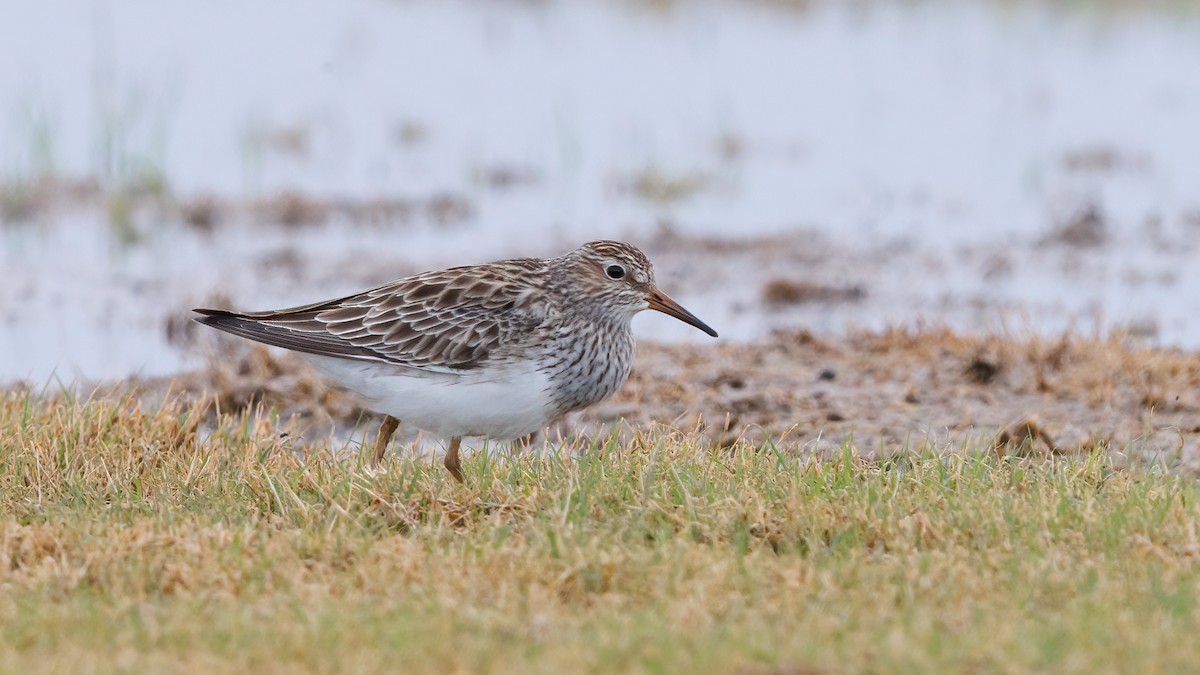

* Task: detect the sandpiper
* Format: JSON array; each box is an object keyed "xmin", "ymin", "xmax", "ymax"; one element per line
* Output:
[{"xmin": 194, "ymin": 240, "xmax": 717, "ymax": 481}]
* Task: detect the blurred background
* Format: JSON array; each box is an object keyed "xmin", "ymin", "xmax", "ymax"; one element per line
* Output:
[{"xmin": 2, "ymin": 0, "xmax": 1199, "ymax": 384}]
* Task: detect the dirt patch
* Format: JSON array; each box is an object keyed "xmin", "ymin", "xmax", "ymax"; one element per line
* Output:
[
  {"xmin": 128, "ymin": 325, "xmax": 1200, "ymax": 470},
  {"xmin": 0, "ymin": 173, "xmax": 474, "ymax": 231},
  {"xmin": 1042, "ymin": 204, "xmax": 1108, "ymax": 249},
  {"xmin": 584, "ymin": 327, "xmax": 1200, "ymax": 465},
  {"xmin": 760, "ymin": 279, "xmax": 866, "ymax": 306}
]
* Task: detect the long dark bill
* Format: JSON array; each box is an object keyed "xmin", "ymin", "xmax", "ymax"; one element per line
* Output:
[{"xmin": 646, "ymin": 288, "xmax": 718, "ymax": 338}]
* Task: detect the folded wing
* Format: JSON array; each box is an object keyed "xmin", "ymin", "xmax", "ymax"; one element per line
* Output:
[{"xmin": 194, "ymin": 262, "xmax": 548, "ymax": 374}]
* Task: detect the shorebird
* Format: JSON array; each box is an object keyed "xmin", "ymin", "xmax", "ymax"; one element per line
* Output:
[{"xmin": 194, "ymin": 240, "xmax": 717, "ymax": 481}]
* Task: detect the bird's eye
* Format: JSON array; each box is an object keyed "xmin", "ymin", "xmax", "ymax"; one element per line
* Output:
[{"xmin": 605, "ymin": 264, "xmax": 626, "ymax": 280}]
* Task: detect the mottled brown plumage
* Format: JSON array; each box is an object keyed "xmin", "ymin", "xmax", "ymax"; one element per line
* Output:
[{"xmin": 196, "ymin": 260, "xmax": 548, "ymax": 371}]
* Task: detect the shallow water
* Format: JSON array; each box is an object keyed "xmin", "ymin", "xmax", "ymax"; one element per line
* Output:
[{"xmin": 3, "ymin": 1, "xmax": 1199, "ymax": 383}]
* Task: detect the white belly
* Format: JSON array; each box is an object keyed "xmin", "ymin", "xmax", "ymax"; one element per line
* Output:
[{"xmin": 304, "ymin": 355, "xmax": 556, "ymax": 439}]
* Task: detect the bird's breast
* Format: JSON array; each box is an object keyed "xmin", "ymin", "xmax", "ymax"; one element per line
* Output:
[{"xmin": 540, "ymin": 321, "xmax": 635, "ymax": 416}]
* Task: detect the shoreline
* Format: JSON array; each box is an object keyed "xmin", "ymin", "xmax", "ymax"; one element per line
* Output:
[{"xmin": 15, "ymin": 324, "xmax": 1197, "ymax": 470}]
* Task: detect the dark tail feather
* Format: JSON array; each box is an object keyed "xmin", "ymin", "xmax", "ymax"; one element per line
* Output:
[
  {"xmin": 193, "ymin": 308, "xmax": 290, "ymax": 348},
  {"xmin": 192, "ymin": 308, "xmax": 381, "ymax": 361}
]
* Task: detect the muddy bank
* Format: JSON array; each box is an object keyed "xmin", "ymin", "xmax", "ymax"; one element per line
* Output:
[{"xmin": 112, "ymin": 325, "xmax": 1200, "ymax": 471}]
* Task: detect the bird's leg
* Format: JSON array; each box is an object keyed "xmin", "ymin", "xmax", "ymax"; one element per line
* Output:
[
  {"xmin": 443, "ymin": 436, "xmax": 464, "ymax": 483},
  {"xmin": 371, "ymin": 415, "xmax": 400, "ymax": 466},
  {"xmin": 515, "ymin": 431, "xmax": 537, "ymax": 454}
]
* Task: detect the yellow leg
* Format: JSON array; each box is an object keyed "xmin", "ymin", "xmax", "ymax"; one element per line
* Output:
[
  {"xmin": 443, "ymin": 436, "xmax": 464, "ymax": 483},
  {"xmin": 371, "ymin": 415, "xmax": 400, "ymax": 466},
  {"xmin": 515, "ymin": 432, "xmax": 536, "ymax": 452}
]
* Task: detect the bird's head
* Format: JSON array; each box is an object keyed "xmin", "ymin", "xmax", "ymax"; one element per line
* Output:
[{"xmin": 560, "ymin": 240, "xmax": 718, "ymax": 338}]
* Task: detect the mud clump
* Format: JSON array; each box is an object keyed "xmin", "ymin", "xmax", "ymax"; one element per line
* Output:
[
  {"xmin": 1043, "ymin": 204, "xmax": 1108, "ymax": 249},
  {"xmin": 964, "ymin": 356, "xmax": 1001, "ymax": 385},
  {"xmin": 1061, "ymin": 146, "xmax": 1149, "ymax": 173},
  {"xmin": 260, "ymin": 192, "xmax": 331, "ymax": 227},
  {"xmin": 761, "ymin": 279, "xmax": 866, "ymax": 306},
  {"xmin": 994, "ymin": 417, "xmax": 1057, "ymax": 457},
  {"xmin": 180, "ymin": 195, "xmax": 223, "ymax": 232}
]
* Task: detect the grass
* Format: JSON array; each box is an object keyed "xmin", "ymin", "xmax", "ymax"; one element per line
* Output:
[{"xmin": 4, "ymin": 388, "xmax": 1200, "ymax": 673}]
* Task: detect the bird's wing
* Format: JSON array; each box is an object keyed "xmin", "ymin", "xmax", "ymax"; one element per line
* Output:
[{"xmin": 194, "ymin": 260, "xmax": 550, "ymax": 374}]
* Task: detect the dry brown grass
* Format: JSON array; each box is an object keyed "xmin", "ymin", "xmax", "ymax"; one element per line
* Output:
[{"xmin": 5, "ymin": 380, "xmax": 1200, "ymax": 672}]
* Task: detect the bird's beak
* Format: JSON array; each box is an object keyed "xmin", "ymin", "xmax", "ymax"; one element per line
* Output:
[{"xmin": 646, "ymin": 287, "xmax": 718, "ymax": 337}]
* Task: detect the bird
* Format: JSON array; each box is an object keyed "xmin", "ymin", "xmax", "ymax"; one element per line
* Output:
[{"xmin": 193, "ymin": 240, "xmax": 718, "ymax": 482}]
